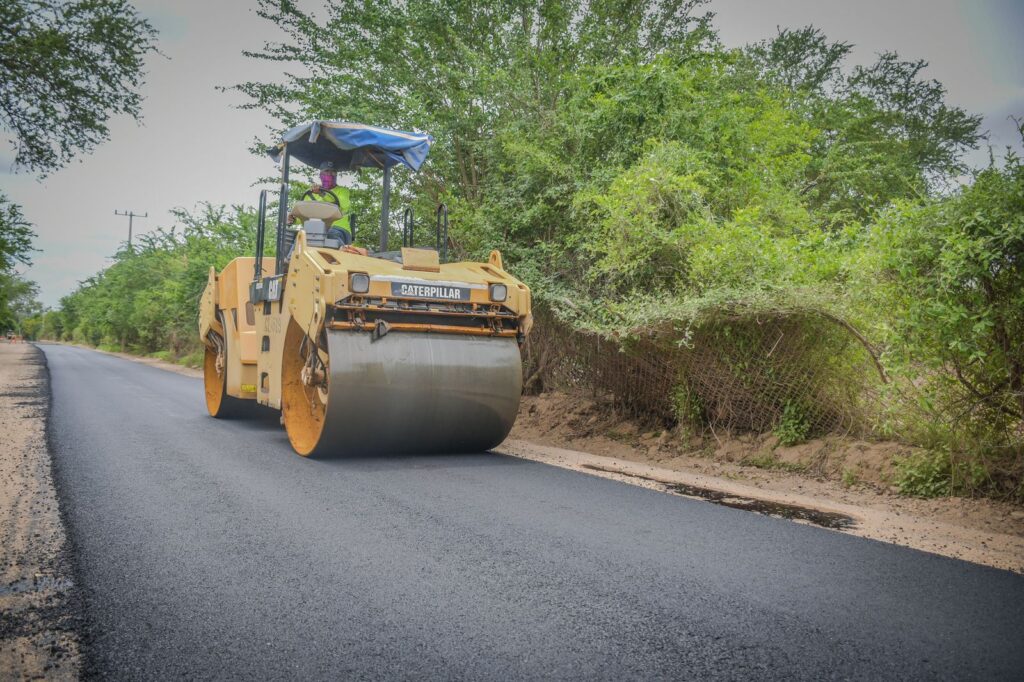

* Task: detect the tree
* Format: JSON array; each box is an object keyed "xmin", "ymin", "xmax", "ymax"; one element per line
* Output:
[
  {"xmin": 0, "ymin": 192, "xmax": 34, "ymax": 270},
  {"xmin": 236, "ymin": 0, "xmax": 713, "ymax": 215},
  {"xmin": 52, "ymin": 204, "xmax": 260, "ymax": 352},
  {"xmin": 0, "ymin": 272, "xmax": 41, "ymax": 332},
  {"xmin": 0, "ymin": 0, "xmax": 157, "ymax": 173},
  {"xmin": 0, "ymin": 192, "xmax": 39, "ymax": 333},
  {"xmin": 744, "ymin": 28, "xmax": 983, "ymax": 224},
  {"xmin": 871, "ymin": 150, "xmax": 1024, "ymax": 422}
]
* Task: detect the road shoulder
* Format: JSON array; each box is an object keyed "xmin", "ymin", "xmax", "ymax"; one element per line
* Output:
[{"xmin": 0, "ymin": 342, "xmax": 81, "ymax": 679}]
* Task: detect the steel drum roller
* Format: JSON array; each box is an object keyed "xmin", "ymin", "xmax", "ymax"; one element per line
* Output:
[{"xmin": 283, "ymin": 330, "xmax": 523, "ymax": 456}]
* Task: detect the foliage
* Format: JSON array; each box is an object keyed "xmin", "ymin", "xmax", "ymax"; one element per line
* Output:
[
  {"xmin": 234, "ymin": 7, "xmax": 982, "ymax": 315},
  {"xmin": 773, "ymin": 401, "xmax": 811, "ymax": 447},
  {"xmin": 866, "ymin": 152, "xmax": 1024, "ymax": 424},
  {"xmin": 671, "ymin": 382, "xmax": 704, "ymax": 429},
  {"xmin": 0, "ymin": 0, "xmax": 157, "ymax": 173},
  {"xmin": 894, "ymin": 451, "xmax": 954, "ymax": 498},
  {"xmin": 42, "ymin": 205, "xmax": 260, "ymax": 354},
  {"xmin": 841, "ymin": 468, "xmax": 859, "ymax": 488},
  {"xmin": 0, "ymin": 192, "xmax": 35, "ymax": 270},
  {"xmin": 746, "ymin": 455, "xmax": 807, "ymax": 474},
  {"xmin": 0, "ymin": 192, "xmax": 39, "ymax": 332},
  {"xmin": 0, "ymin": 272, "xmax": 41, "ymax": 332},
  {"xmin": 746, "ymin": 28, "xmax": 981, "ymax": 219},
  {"xmin": 849, "ymin": 147, "xmax": 1024, "ymax": 498},
  {"xmin": 236, "ymin": 0, "xmax": 714, "ymax": 249}
]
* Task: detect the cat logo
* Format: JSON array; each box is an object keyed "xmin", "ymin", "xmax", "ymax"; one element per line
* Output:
[{"xmin": 390, "ymin": 282, "xmax": 469, "ymax": 301}]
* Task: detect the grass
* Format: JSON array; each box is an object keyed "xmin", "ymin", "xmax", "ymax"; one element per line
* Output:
[
  {"xmin": 177, "ymin": 350, "xmax": 204, "ymax": 369},
  {"xmin": 70, "ymin": 340, "xmax": 205, "ymax": 371}
]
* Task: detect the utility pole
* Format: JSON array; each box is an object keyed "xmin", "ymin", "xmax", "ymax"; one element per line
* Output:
[{"xmin": 114, "ymin": 210, "xmax": 147, "ymax": 251}]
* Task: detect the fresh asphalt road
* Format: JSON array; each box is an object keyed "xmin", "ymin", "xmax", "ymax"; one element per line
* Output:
[{"xmin": 40, "ymin": 343, "xmax": 1024, "ymax": 680}]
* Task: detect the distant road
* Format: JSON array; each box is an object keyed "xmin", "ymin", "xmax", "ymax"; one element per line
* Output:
[{"xmin": 41, "ymin": 343, "xmax": 1024, "ymax": 680}]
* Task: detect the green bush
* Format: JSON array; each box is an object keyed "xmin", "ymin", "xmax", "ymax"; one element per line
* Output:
[
  {"xmin": 773, "ymin": 401, "xmax": 811, "ymax": 446},
  {"xmin": 894, "ymin": 448, "xmax": 995, "ymax": 499},
  {"xmin": 672, "ymin": 383, "xmax": 705, "ymax": 429},
  {"xmin": 894, "ymin": 451, "xmax": 952, "ymax": 498}
]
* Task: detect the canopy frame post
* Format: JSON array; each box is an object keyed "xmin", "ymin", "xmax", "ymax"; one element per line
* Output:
[{"xmin": 380, "ymin": 164, "xmax": 392, "ymax": 253}]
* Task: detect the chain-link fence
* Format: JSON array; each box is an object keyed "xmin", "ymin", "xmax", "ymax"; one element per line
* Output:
[{"xmin": 523, "ymin": 306, "xmax": 888, "ymax": 437}]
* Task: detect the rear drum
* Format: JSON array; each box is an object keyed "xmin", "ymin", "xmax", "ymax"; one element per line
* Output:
[{"xmin": 204, "ymin": 341, "xmax": 256, "ymax": 419}]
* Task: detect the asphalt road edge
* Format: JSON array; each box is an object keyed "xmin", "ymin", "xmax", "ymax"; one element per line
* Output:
[{"xmin": 37, "ymin": 344, "xmax": 94, "ymax": 679}]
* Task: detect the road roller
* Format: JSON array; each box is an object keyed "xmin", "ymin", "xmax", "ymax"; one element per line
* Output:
[{"xmin": 199, "ymin": 121, "xmax": 532, "ymax": 456}]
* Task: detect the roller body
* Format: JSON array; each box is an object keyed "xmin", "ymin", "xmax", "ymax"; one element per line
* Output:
[
  {"xmin": 201, "ymin": 242, "xmax": 532, "ymax": 458},
  {"xmin": 199, "ymin": 121, "xmax": 534, "ymax": 458}
]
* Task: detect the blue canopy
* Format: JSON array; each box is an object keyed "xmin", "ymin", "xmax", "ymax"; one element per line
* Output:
[{"xmin": 269, "ymin": 121, "xmax": 433, "ymax": 172}]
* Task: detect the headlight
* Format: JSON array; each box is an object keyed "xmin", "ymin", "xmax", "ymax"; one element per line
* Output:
[
  {"xmin": 489, "ymin": 283, "xmax": 508, "ymax": 302},
  {"xmin": 350, "ymin": 273, "xmax": 370, "ymax": 293}
]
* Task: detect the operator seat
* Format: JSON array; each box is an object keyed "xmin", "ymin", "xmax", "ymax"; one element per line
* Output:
[{"xmin": 287, "ymin": 200, "xmax": 348, "ymax": 252}]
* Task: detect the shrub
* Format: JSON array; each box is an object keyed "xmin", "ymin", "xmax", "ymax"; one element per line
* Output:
[
  {"xmin": 894, "ymin": 451, "xmax": 952, "ymax": 498},
  {"xmin": 773, "ymin": 400, "xmax": 811, "ymax": 446}
]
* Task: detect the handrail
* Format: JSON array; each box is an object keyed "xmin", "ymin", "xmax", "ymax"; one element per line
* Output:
[
  {"xmin": 274, "ymin": 146, "xmax": 291, "ymax": 275},
  {"xmin": 253, "ymin": 189, "xmax": 269, "ymax": 282}
]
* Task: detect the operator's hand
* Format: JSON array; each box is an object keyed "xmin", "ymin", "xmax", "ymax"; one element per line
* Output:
[
  {"xmin": 311, "ymin": 182, "xmax": 323, "ymax": 193},
  {"xmin": 287, "ymin": 213, "xmax": 296, "ymax": 225}
]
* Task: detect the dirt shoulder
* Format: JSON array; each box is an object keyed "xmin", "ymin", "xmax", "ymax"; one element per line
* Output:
[
  {"xmin": 0, "ymin": 342, "xmax": 80, "ymax": 679},
  {"xmin": 503, "ymin": 392, "xmax": 1024, "ymax": 573}
]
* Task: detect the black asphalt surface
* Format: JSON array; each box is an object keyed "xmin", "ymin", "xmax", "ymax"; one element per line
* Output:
[{"xmin": 40, "ymin": 343, "xmax": 1024, "ymax": 680}]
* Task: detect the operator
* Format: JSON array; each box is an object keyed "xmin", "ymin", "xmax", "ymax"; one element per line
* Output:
[{"xmin": 288, "ymin": 161, "xmax": 353, "ymax": 245}]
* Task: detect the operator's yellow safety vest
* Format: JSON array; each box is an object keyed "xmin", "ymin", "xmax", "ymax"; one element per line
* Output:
[{"xmin": 300, "ymin": 186, "xmax": 351, "ymax": 235}]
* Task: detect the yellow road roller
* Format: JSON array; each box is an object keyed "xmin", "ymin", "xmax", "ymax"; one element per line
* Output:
[{"xmin": 199, "ymin": 121, "xmax": 532, "ymax": 456}]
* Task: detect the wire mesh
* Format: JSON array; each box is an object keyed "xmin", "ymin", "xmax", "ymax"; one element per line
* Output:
[{"xmin": 524, "ymin": 306, "xmax": 887, "ymax": 437}]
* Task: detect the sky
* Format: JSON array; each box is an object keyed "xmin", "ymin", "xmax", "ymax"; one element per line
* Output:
[{"xmin": 2, "ymin": 0, "xmax": 1022, "ymax": 306}]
